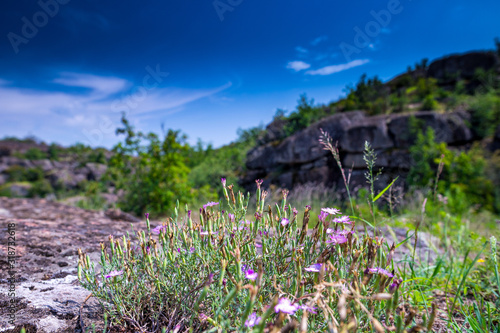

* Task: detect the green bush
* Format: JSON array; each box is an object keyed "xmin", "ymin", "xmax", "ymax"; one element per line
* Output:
[
  {"xmin": 24, "ymin": 147, "xmax": 47, "ymax": 160},
  {"xmin": 28, "ymin": 179, "xmax": 54, "ymax": 198},
  {"xmin": 107, "ymin": 115, "xmax": 195, "ymax": 217}
]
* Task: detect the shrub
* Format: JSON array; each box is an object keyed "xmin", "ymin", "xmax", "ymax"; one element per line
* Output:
[
  {"xmin": 79, "ymin": 183, "xmax": 430, "ymax": 332},
  {"xmin": 24, "ymin": 147, "xmax": 47, "ymax": 160}
]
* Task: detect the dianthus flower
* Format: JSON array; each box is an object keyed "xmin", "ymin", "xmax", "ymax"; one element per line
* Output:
[
  {"xmin": 333, "ymin": 215, "xmax": 351, "ymax": 224},
  {"xmin": 321, "ymin": 207, "xmax": 340, "ymax": 215},
  {"xmin": 304, "ymin": 263, "xmax": 322, "ymax": 272},
  {"xmin": 105, "ymin": 270, "xmax": 123, "ymax": 278},
  {"xmin": 245, "ymin": 312, "xmax": 261, "ymax": 327},
  {"xmin": 275, "ymin": 298, "xmax": 299, "ymax": 315},
  {"xmin": 281, "ymin": 218, "xmax": 290, "ymax": 226},
  {"xmin": 203, "ymin": 201, "xmax": 219, "ymax": 209}
]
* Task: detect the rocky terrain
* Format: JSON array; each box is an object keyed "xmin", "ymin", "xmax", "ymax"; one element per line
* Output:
[
  {"xmin": 242, "ymin": 110, "xmax": 500, "ymax": 193},
  {"xmin": 0, "ymin": 197, "xmax": 139, "ymax": 332}
]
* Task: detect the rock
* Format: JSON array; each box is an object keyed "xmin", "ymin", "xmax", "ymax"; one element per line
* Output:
[
  {"xmin": 48, "ymin": 168, "xmax": 83, "ymax": 189},
  {"xmin": 491, "ymin": 125, "xmax": 500, "ymax": 152},
  {"xmin": 31, "ymin": 159, "xmax": 53, "ymax": 172},
  {"xmin": 427, "ymin": 51, "xmax": 498, "ymax": 83},
  {"xmin": 243, "ymin": 110, "xmax": 474, "ymax": 191},
  {"xmin": 8, "ymin": 183, "xmax": 32, "ymax": 197},
  {"xmin": 86, "ymin": 162, "xmax": 107, "ymax": 181},
  {"xmin": 387, "ymin": 111, "xmax": 472, "ymax": 148},
  {"xmin": 0, "ymin": 174, "xmax": 7, "ymax": 186},
  {"xmin": 340, "ymin": 115, "xmax": 393, "ymax": 153},
  {"xmin": 105, "ymin": 208, "xmax": 141, "ymax": 222}
]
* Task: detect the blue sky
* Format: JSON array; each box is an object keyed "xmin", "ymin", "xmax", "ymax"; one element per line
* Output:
[{"xmin": 1, "ymin": 0, "xmax": 499, "ymax": 148}]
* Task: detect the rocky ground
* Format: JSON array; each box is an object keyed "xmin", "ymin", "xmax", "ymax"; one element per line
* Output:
[
  {"xmin": 0, "ymin": 197, "xmax": 441, "ymax": 332},
  {"xmin": 0, "ymin": 197, "xmax": 140, "ymax": 332}
]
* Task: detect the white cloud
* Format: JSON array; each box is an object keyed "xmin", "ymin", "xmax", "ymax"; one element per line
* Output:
[
  {"xmin": 286, "ymin": 61, "xmax": 311, "ymax": 72},
  {"xmin": 0, "ymin": 73, "xmax": 232, "ymax": 146},
  {"xmin": 295, "ymin": 46, "xmax": 309, "ymax": 54},
  {"xmin": 305, "ymin": 59, "xmax": 370, "ymax": 76},
  {"xmin": 311, "ymin": 35, "xmax": 328, "ymax": 46}
]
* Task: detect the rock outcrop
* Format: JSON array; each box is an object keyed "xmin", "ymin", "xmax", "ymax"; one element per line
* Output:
[{"xmin": 242, "ymin": 110, "xmax": 473, "ymax": 192}]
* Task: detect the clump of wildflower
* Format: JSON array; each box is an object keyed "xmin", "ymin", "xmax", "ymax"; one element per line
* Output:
[
  {"xmin": 275, "ymin": 298, "xmax": 299, "ymax": 315},
  {"xmin": 321, "ymin": 207, "xmax": 340, "ymax": 215},
  {"xmin": 105, "ymin": 270, "xmax": 123, "ymax": 279},
  {"xmin": 304, "ymin": 263, "xmax": 322, "ymax": 272},
  {"xmin": 245, "ymin": 313, "xmax": 261, "ymax": 328}
]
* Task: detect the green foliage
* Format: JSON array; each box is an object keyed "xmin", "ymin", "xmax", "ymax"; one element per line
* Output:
[
  {"xmin": 408, "ymin": 127, "xmax": 495, "ymax": 213},
  {"xmin": 422, "ymin": 94, "xmax": 439, "ymax": 110},
  {"xmin": 28, "ymin": 179, "xmax": 54, "ymax": 198},
  {"xmin": 47, "ymin": 143, "xmax": 61, "ymax": 161},
  {"xmin": 107, "ymin": 115, "xmax": 195, "ymax": 217},
  {"xmin": 283, "ymin": 94, "xmax": 330, "ymax": 136},
  {"xmin": 6, "ymin": 166, "xmax": 44, "ymax": 182},
  {"xmin": 467, "ymin": 91, "xmax": 500, "ymax": 138},
  {"xmin": 24, "ymin": 147, "xmax": 47, "ymax": 160}
]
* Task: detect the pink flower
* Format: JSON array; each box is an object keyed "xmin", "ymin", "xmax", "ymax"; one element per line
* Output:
[
  {"xmin": 203, "ymin": 201, "xmax": 219, "ymax": 209},
  {"xmin": 105, "ymin": 270, "xmax": 123, "ymax": 278},
  {"xmin": 255, "ymin": 242, "xmax": 262, "ymax": 248},
  {"xmin": 333, "ymin": 215, "xmax": 351, "ymax": 224},
  {"xmin": 275, "ymin": 298, "xmax": 299, "ymax": 315},
  {"xmin": 304, "ymin": 263, "xmax": 322, "ymax": 272},
  {"xmin": 245, "ymin": 269, "xmax": 258, "ymax": 280},
  {"xmin": 326, "ymin": 233, "xmax": 348, "ymax": 244},
  {"xmin": 318, "ymin": 211, "xmax": 329, "ymax": 222},
  {"xmin": 221, "ymin": 178, "xmax": 226, "ymax": 187},
  {"xmin": 281, "ymin": 218, "xmax": 290, "ymax": 226},
  {"xmin": 365, "ymin": 267, "xmax": 394, "ymax": 278},
  {"xmin": 300, "ymin": 304, "xmax": 317, "ymax": 314},
  {"xmin": 245, "ymin": 312, "xmax": 261, "ymax": 327},
  {"xmin": 321, "ymin": 207, "xmax": 340, "ymax": 215},
  {"xmin": 151, "ymin": 225, "xmax": 166, "ymax": 234}
]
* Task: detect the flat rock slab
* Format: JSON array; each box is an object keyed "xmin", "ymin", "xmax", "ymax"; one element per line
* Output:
[{"xmin": 0, "ymin": 197, "xmax": 143, "ymax": 332}]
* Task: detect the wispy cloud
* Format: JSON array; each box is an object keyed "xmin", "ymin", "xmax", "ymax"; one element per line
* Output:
[
  {"xmin": 295, "ymin": 46, "xmax": 309, "ymax": 54},
  {"xmin": 305, "ymin": 59, "xmax": 369, "ymax": 76},
  {"xmin": 286, "ymin": 61, "xmax": 311, "ymax": 72},
  {"xmin": 0, "ymin": 73, "xmax": 232, "ymax": 146},
  {"xmin": 311, "ymin": 35, "xmax": 328, "ymax": 46}
]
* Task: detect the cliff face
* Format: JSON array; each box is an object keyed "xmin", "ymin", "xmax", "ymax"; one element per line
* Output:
[{"xmin": 241, "ymin": 110, "xmax": 477, "ymax": 192}]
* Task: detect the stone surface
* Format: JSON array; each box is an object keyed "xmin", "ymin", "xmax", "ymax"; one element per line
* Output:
[
  {"xmin": 242, "ymin": 110, "xmax": 473, "ymax": 191},
  {"xmin": 0, "ymin": 197, "xmax": 144, "ymax": 332}
]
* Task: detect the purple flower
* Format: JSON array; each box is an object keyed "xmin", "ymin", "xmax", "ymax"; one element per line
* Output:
[
  {"xmin": 221, "ymin": 178, "xmax": 226, "ymax": 187},
  {"xmin": 105, "ymin": 270, "xmax": 123, "ymax": 278},
  {"xmin": 203, "ymin": 201, "xmax": 219, "ymax": 209},
  {"xmin": 228, "ymin": 213, "xmax": 235, "ymax": 222},
  {"xmin": 145, "ymin": 213, "xmax": 149, "ymax": 219},
  {"xmin": 333, "ymin": 215, "xmax": 351, "ymax": 224},
  {"xmin": 281, "ymin": 218, "xmax": 290, "ymax": 226},
  {"xmin": 255, "ymin": 242, "xmax": 262, "ymax": 248},
  {"xmin": 318, "ymin": 211, "xmax": 329, "ymax": 222},
  {"xmin": 189, "ymin": 247, "xmax": 195, "ymax": 253},
  {"xmin": 305, "ymin": 205, "xmax": 311, "ymax": 210},
  {"xmin": 321, "ymin": 207, "xmax": 340, "ymax": 215},
  {"xmin": 365, "ymin": 267, "xmax": 394, "ymax": 278},
  {"xmin": 188, "ymin": 210, "xmax": 191, "ymax": 219},
  {"xmin": 292, "ymin": 207, "xmax": 298, "ymax": 216},
  {"xmin": 151, "ymin": 225, "xmax": 166, "ymax": 234},
  {"xmin": 245, "ymin": 312, "xmax": 261, "ymax": 328},
  {"xmin": 326, "ymin": 228, "xmax": 334, "ymax": 234},
  {"xmin": 245, "ymin": 269, "xmax": 258, "ymax": 280},
  {"xmin": 200, "ymin": 229, "xmax": 218, "ymax": 236},
  {"xmin": 304, "ymin": 263, "xmax": 322, "ymax": 272},
  {"xmin": 389, "ymin": 278, "xmax": 402, "ymax": 293},
  {"xmin": 299, "ymin": 304, "xmax": 317, "ymax": 314},
  {"xmin": 326, "ymin": 233, "xmax": 348, "ymax": 244},
  {"xmin": 275, "ymin": 298, "xmax": 299, "ymax": 315}
]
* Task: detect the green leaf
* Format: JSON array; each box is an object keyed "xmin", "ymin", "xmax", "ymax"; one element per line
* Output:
[{"xmin": 373, "ymin": 177, "xmax": 399, "ymax": 202}]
